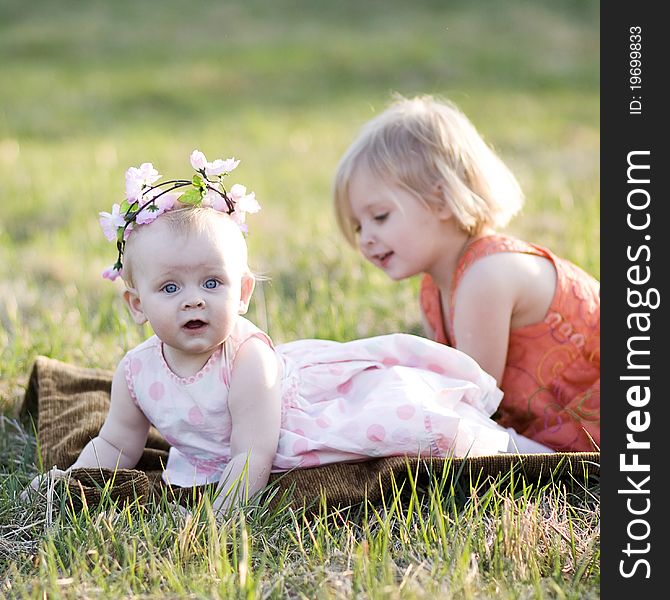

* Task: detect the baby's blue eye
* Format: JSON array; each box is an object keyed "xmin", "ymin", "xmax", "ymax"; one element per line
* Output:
[
  {"xmin": 204, "ymin": 279, "xmax": 219, "ymax": 289},
  {"xmin": 374, "ymin": 213, "xmax": 389, "ymax": 223},
  {"xmin": 162, "ymin": 283, "xmax": 179, "ymax": 294}
]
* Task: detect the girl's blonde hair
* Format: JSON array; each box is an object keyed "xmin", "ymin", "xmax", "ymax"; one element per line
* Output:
[{"xmin": 333, "ymin": 95, "xmax": 524, "ymax": 244}]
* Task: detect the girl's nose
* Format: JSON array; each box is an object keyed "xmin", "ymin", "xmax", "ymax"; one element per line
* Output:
[{"xmin": 358, "ymin": 226, "xmax": 375, "ymax": 248}]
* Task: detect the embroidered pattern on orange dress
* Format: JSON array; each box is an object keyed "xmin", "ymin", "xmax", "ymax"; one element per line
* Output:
[{"xmin": 420, "ymin": 235, "xmax": 600, "ymax": 451}]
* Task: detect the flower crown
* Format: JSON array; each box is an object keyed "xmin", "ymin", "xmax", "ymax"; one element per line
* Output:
[{"xmin": 100, "ymin": 150, "xmax": 260, "ymax": 281}]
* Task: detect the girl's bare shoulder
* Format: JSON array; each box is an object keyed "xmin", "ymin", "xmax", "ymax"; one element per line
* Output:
[{"xmin": 457, "ymin": 251, "xmax": 556, "ymax": 327}]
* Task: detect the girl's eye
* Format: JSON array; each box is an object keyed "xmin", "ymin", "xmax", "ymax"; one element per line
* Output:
[
  {"xmin": 162, "ymin": 283, "xmax": 179, "ymax": 294},
  {"xmin": 374, "ymin": 213, "xmax": 389, "ymax": 223},
  {"xmin": 353, "ymin": 223, "xmax": 361, "ymax": 234},
  {"xmin": 204, "ymin": 279, "xmax": 219, "ymax": 289}
]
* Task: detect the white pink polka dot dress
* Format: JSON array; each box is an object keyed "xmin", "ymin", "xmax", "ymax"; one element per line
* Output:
[{"xmin": 125, "ymin": 317, "xmax": 510, "ymax": 487}]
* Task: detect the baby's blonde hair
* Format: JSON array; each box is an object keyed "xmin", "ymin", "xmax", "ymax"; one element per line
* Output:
[
  {"xmin": 333, "ymin": 94, "xmax": 524, "ymax": 244},
  {"xmin": 122, "ymin": 205, "xmax": 250, "ymax": 288}
]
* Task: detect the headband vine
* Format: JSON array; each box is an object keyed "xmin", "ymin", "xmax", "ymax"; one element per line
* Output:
[{"xmin": 99, "ymin": 150, "xmax": 260, "ymax": 281}]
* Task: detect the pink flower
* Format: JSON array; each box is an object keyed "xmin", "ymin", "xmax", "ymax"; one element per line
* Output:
[
  {"xmin": 189, "ymin": 150, "xmax": 207, "ymax": 171},
  {"xmin": 125, "ymin": 162, "xmax": 160, "ymax": 201},
  {"xmin": 135, "ymin": 191, "xmax": 178, "ymax": 225},
  {"xmin": 229, "ymin": 184, "xmax": 261, "ymax": 225},
  {"xmin": 236, "ymin": 190, "xmax": 260, "ymax": 215},
  {"xmin": 157, "ymin": 192, "xmax": 178, "ymax": 212},
  {"xmin": 134, "ymin": 208, "xmax": 159, "ymax": 225},
  {"xmin": 99, "ymin": 203, "xmax": 126, "ymax": 241},
  {"xmin": 189, "ymin": 149, "xmax": 240, "ymax": 178},
  {"xmin": 203, "ymin": 160, "xmax": 226, "ymax": 177},
  {"xmin": 229, "ymin": 183, "xmax": 248, "ymax": 201},
  {"xmin": 215, "ymin": 157, "xmax": 240, "ymax": 174},
  {"xmin": 202, "ymin": 188, "xmax": 230, "ymax": 211},
  {"xmin": 102, "ymin": 265, "xmax": 123, "ymax": 281}
]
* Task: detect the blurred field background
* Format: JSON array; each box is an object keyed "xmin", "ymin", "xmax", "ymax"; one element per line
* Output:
[{"xmin": 0, "ymin": 0, "xmax": 599, "ymax": 596}]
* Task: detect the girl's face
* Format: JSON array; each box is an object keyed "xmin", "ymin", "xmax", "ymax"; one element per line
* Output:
[
  {"xmin": 348, "ymin": 167, "xmax": 450, "ymax": 281},
  {"xmin": 123, "ymin": 217, "xmax": 254, "ymax": 371}
]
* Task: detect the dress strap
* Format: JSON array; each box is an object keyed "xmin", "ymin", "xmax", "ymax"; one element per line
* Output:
[
  {"xmin": 419, "ymin": 274, "xmax": 449, "ymax": 345},
  {"xmin": 454, "ymin": 235, "xmax": 550, "ymax": 284}
]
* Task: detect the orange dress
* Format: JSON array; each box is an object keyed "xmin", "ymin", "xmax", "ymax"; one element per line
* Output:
[{"xmin": 420, "ymin": 235, "xmax": 600, "ymax": 451}]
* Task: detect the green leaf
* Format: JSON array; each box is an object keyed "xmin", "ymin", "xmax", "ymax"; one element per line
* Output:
[
  {"xmin": 192, "ymin": 174, "xmax": 205, "ymax": 189},
  {"xmin": 179, "ymin": 188, "xmax": 203, "ymax": 205},
  {"xmin": 124, "ymin": 207, "xmax": 139, "ymax": 222}
]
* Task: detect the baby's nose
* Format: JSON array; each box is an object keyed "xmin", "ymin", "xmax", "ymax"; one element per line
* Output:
[{"xmin": 182, "ymin": 296, "xmax": 205, "ymax": 309}]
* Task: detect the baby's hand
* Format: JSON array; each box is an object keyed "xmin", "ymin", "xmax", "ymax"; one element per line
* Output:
[{"xmin": 19, "ymin": 467, "xmax": 69, "ymax": 502}]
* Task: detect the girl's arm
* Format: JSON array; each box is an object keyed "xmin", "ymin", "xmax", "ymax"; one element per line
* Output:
[
  {"xmin": 21, "ymin": 361, "xmax": 150, "ymax": 500},
  {"xmin": 451, "ymin": 255, "xmax": 518, "ymax": 384},
  {"xmin": 212, "ymin": 336, "xmax": 282, "ymax": 514},
  {"xmin": 452, "ymin": 252, "xmax": 555, "ymax": 385}
]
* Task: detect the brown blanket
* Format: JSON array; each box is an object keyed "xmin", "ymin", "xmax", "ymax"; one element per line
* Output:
[{"xmin": 20, "ymin": 355, "xmax": 600, "ymax": 510}]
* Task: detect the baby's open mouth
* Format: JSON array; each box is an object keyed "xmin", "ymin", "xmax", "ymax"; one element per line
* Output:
[{"xmin": 184, "ymin": 320, "xmax": 206, "ymax": 329}]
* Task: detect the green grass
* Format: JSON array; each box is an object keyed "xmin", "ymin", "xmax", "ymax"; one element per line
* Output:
[
  {"xmin": 0, "ymin": 0, "xmax": 599, "ymax": 596},
  {"xmin": 4, "ymin": 445, "xmax": 599, "ymax": 599}
]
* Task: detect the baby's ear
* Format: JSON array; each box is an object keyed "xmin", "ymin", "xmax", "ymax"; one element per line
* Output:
[
  {"xmin": 123, "ymin": 288, "xmax": 148, "ymax": 325},
  {"xmin": 238, "ymin": 273, "xmax": 256, "ymax": 315}
]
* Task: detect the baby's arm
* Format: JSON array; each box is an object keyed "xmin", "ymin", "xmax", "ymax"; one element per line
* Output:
[
  {"xmin": 70, "ymin": 361, "xmax": 151, "ymax": 470},
  {"xmin": 212, "ymin": 336, "xmax": 282, "ymax": 514},
  {"xmin": 21, "ymin": 362, "xmax": 150, "ymax": 500}
]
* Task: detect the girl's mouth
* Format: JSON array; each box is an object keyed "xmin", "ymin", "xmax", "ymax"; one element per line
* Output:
[
  {"xmin": 184, "ymin": 320, "xmax": 207, "ymax": 330},
  {"xmin": 377, "ymin": 251, "xmax": 393, "ymax": 268}
]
